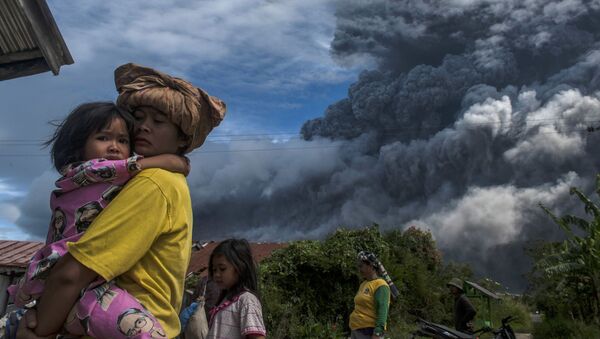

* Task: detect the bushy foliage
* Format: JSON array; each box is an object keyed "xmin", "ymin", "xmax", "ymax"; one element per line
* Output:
[
  {"xmin": 533, "ymin": 316, "xmax": 600, "ymax": 339},
  {"xmin": 260, "ymin": 226, "xmax": 388, "ymax": 334},
  {"xmin": 259, "ymin": 225, "xmax": 529, "ymax": 337},
  {"xmin": 185, "ymin": 272, "xmax": 201, "ymax": 291},
  {"xmin": 383, "ymin": 227, "xmax": 452, "ymax": 323},
  {"xmin": 531, "ymin": 174, "xmax": 600, "ymax": 324},
  {"xmin": 475, "ymin": 296, "xmax": 531, "ymax": 333}
]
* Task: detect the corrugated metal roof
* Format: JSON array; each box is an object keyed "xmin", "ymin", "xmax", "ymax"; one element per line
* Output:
[
  {"xmin": 0, "ymin": 240, "xmax": 286, "ymax": 275},
  {"xmin": 0, "ymin": 240, "xmax": 44, "ymax": 270},
  {"xmin": 0, "ymin": 0, "xmax": 73, "ymax": 80},
  {"xmin": 0, "ymin": 0, "xmax": 37, "ymax": 53},
  {"xmin": 0, "ymin": 0, "xmax": 36, "ymax": 52},
  {"xmin": 187, "ymin": 241, "xmax": 287, "ymax": 275},
  {"xmin": 465, "ymin": 280, "xmax": 500, "ymax": 300}
]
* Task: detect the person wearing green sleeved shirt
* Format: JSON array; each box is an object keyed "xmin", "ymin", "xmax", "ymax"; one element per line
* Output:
[{"xmin": 349, "ymin": 251, "xmax": 391, "ymax": 339}]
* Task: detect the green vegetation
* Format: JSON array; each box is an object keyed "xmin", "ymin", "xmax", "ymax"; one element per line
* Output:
[
  {"xmin": 528, "ymin": 174, "xmax": 600, "ymax": 337},
  {"xmin": 259, "ymin": 226, "xmax": 530, "ymax": 338},
  {"xmin": 178, "ymin": 173, "xmax": 600, "ymax": 338},
  {"xmin": 532, "ymin": 317, "xmax": 600, "ymax": 339}
]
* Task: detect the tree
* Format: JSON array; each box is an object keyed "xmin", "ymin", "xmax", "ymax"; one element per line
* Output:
[
  {"xmin": 537, "ymin": 174, "xmax": 600, "ymax": 323},
  {"xmin": 259, "ymin": 226, "xmax": 389, "ymax": 337}
]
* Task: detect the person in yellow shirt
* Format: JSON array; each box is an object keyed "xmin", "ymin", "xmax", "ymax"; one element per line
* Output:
[
  {"xmin": 16, "ymin": 63, "xmax": 226, "ymax": 339},
  {"xmin": 349, "ymin": 251, "xmax": 398, "ymax": 339}
]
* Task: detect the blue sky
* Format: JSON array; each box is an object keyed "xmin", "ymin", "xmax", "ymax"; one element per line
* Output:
[{"xmin": 0, "ymin": 0, "xmax": 362, "ymax": 240}]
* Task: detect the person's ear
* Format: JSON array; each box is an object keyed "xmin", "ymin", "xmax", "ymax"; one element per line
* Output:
[{"xmin": 176, "ymin": 134, "xmax": 189, "ymax": 153}]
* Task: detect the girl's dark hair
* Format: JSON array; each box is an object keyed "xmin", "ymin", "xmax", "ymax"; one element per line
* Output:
[
  {"xmin": 209, "ymin": 238, "xmax": 259, "ymax": 303},
  {"xmin": 45, "ymin": 102, "xmax": 135, "ymax": 172}
]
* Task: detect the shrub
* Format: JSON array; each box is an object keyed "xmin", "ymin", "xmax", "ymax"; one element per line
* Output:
[
  {"xmin": 533, "ymin": 316, "xmax": 600, "ymax": 339},
  {"xmin": 259, "ymin": 225, "xmax": 527, "ymax": 337}
]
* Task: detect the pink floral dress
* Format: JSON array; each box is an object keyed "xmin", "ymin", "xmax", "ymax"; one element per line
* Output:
[{"xmin": 7, "ymin": 156, "xmax": 167, "ymax": 338}]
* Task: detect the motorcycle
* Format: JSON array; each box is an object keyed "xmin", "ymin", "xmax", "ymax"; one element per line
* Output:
[
  {"xmin": 491, "ymin": 316, "xmax": 517, "ymax": 339},
  {"xmin": 410, "ymin": 315, "xmax": 517, "ymax": 339}
]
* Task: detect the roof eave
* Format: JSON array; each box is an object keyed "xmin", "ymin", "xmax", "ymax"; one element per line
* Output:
[{"xmin": 0, "ymin": 0, "xmax": 73, "ymax": 81}]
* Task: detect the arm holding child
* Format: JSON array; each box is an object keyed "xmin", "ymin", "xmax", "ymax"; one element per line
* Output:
[
  {"xmin": 57, "ymin": 154, "xmax": 189, "ymax": 192},
  {"xmin": 137, "ymin": 154, "xmax": 190, "ymax": 176}
]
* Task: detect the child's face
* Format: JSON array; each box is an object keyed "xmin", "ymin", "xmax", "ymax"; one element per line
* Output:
[
  {"xmin": 83, "ymin": 117, "xmax": 130, "ymax": 161},
  {"xmin": 211, "ymin": 254, "xmax": 239, "ymax": 291}
]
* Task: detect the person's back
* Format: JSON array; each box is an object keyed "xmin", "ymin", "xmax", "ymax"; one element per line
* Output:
[
  {"xmin": 7, "ymin": 102, "xmax": 139, "ymax": 308},
  {"xmin": 447, "ymin": 278, "xmax": 476, "ymax": 333},
  {"xmin": 70, "ymin": 168, "xmax": 192, "ymax": 336},
  {"xmin": 9, "ymin": 157, "xmax": 137, "ymax": 307},
  {"xmin": 453, "ymin": 293, "xmax": 476, "ymax": 332}
]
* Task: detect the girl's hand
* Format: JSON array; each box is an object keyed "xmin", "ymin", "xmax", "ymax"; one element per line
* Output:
[
  {"xmin": 138, "ymin": 154, "xmax": 191, "ymax": 176},
  {"xmin": 16, "ymin": 310, "xmax": 54, "ymax": 339},
  {"xmin": 173, "ymin": 155, "xmax": 191, "ymax": 176}
]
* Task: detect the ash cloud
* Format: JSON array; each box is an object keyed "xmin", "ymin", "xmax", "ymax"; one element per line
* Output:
[
  {"xmin": 189, "ymin": 0, "xmax": 600, "ymax": 290},
  {"xmin": 305, "ymin": 0, "xmax": 600, "ymax": 142},
  {"xmin": 11, "ymin": 0, "xmax": 600, "ymax": 290}
]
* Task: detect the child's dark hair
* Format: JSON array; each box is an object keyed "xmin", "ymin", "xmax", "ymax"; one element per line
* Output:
[
  {"xmin": 45, "ymin": 102, "xmax": 135, "ymax": 172},
  {"xmin": 209, "ymin": 238, "xmax": 259, "ymax": 302}
]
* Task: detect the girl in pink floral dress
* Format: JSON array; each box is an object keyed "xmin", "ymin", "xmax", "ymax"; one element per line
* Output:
[{"xmin": 6, "ymin": 102, "xmax": 188, "ymax": 338}]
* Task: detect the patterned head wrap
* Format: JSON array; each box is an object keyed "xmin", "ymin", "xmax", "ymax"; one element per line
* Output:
[
  {"xmin": 357, "ymin": 251, "xmax": 400, "ymax": 300},
  {"xmin": 357, "ymin": 251, "xmax": 381, "ymax": 270},
  {"xmin": 114, "ymin": 63, "xmax": 226, "ymax": 153}
]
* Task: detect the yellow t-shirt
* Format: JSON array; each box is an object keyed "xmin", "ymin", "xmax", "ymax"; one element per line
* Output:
[
  {"xmin": 349, "ymin": 278, "xmax": 389, "ymax": 330},
  {"xmin": 68, "ymin": 169, "xmax": 192, "ymax": 338}
]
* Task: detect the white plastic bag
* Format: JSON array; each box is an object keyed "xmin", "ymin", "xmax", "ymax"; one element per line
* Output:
[{"xmin": 184, "ymin": 281, "xmax": 209, "ymax": 339}]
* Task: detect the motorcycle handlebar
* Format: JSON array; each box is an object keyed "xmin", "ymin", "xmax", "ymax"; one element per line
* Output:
[{"xmin": 502, "ymin": 315, "xmax": 517, "ymax": 324}]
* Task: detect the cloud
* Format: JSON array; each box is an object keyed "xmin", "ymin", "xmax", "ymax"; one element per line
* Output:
[
  {"xmin": 0, "ymin": 179, "xmax": 26, "ymax": 199},
  {"xmin": 47, "ymin": 0, "xmax": 356, "ymax": 91},
  {"xmin": 416, "ymin": 172, "xmax": 581, "ymax": 251},
  {"xmin": 8, "ymin": 0, "xmax": 600, "ymax": 292},
  {"xmin": 13, "ymin": 171, "xmax": 56, "ymax": 240},
  {"xmin": 187, "ymin": 0, "xmax": 600, "ymax": 290},
  {"xmin": 0, "ymin": 179, "xmax": 25, "ymax": 235},
  {"xmin": 1, "ymin": 0, "xmax": 360, "ymax": 238},
  {"xmin": 504, "ymin": 89, "xmax": 600, "ymax": 166},
  {"xmin": 0, "ymin": 203, "xmax": 20, "ymax": 223}
]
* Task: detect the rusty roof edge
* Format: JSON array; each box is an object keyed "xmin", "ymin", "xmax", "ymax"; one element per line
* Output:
[
  {"xmin": 0, "ymin": 266, "xmax": 26, "ymax": 274},
  {"xmin": 0, "ymin": 241, "xmax": 43, "ymax": 271}
]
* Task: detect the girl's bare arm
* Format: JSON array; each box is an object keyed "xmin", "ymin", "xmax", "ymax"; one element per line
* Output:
[{"xmin": 137, "ymin": 154, "xmax": 190, "ymax": 176}]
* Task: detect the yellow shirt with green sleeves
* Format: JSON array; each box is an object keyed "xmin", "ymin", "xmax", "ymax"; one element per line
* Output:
[
  {"xmin": 349, "ymin": 278, "xmax": 391, "ymax": 334},
  {"xmin": 68, "ymin": 168, "xmax": 193, "ymax": 339}
]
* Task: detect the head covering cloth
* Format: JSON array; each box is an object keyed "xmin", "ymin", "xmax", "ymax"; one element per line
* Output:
[
  {"xmin": 357, "ymin": 251, "xmax": 400, "ymax": 300},
  {"xmin": 114, "ymin": 63, "xmax": 226, "ymax": 153}
]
